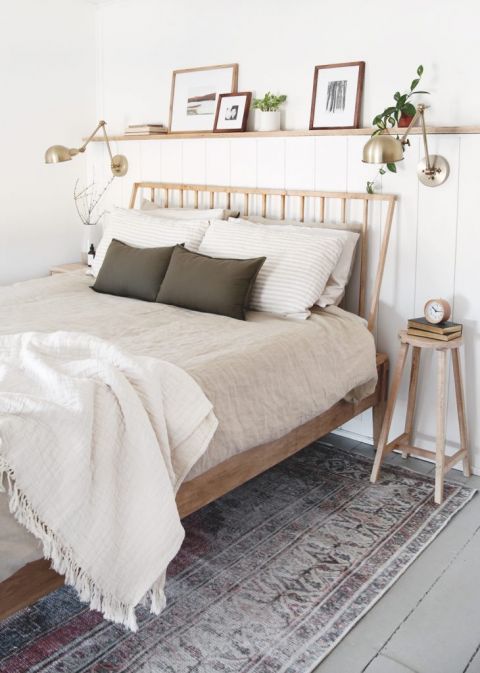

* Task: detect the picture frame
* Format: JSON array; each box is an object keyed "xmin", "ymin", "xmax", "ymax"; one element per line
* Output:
[
  {"xmin": 309, "ymin": 61, "xmax": 365, "ymax": 130},
  {"xmin": 168, "ymin": 64, "xmax": 239, "ymax": 133},
  {"xmin": 213, "ymin": 92, "xmax": 252, "ymax": 133}
]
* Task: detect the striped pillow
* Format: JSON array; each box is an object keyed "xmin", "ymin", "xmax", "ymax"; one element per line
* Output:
[
  {"xmin": 141, "ymin": 199, "xmax": 239, "ymax": 219},
  {"xmin": 92, "ymin": 208, "xmax": 210, "ymax": 277},
  {"xmin": 198, "ymin": 220, "xmax": 343, "ymax": 319},
  {"xmin": 232, "ymin": 217, "xmax": 359, "ymax": 308}
]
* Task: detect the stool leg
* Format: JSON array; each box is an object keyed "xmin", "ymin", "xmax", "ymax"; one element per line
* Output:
[
  {"xmin": 371, "ymin": 342, "xmax": 409, "ymax": 483},
  {"xmin": 402, "ymin": 346, "xmax": 421, "ymax": 459},
  {"xmin": 452, "ymin": 348, "xmax": 471, "ymax": 477},
  {"xmin": 435, "ymin": 349, "xmax": 448, "ymax": 504}
]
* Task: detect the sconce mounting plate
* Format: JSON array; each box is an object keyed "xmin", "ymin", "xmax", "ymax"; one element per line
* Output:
[
  {"xmin": 417, "ymin": 155, "xmax": 449, "ymax": 187},
  {"xmin": 112, "ymin": 154, "xmax": 129, "ymax": 177}
]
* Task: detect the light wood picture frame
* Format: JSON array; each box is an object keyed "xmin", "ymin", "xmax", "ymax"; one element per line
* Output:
[
  {"xmin": 213, "ymin": 92, "xmax": 252, "ymax": 133},
  {"xmin": 168, "ymin": 64, "xmax": 239, "ymax": 133},
  {"xmin": 309, "ymin": 61, "xmax": 365, "ymax": 130}
]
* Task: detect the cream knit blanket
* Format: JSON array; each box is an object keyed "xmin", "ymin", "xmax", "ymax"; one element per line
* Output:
[{"xmin": 0, "ymin": 331, "xmax": 218, "ymax": 630}]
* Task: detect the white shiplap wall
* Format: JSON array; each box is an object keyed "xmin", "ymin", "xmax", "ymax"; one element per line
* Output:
[{"xmin": 88, "ymin": 132, "xmax": 480, "ymax": 472}]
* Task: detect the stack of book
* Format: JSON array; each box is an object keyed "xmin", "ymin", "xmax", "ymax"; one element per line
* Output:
[
  {"xmin": 124, "ymin": 123, "xmax": 168, "ymax": 135},
  {"xmin": 407, "ymin": 317, "xmax": 463, "ymax": 342}
]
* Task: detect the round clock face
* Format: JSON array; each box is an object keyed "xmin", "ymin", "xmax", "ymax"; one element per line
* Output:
[{"xmin": 424, "ymin": 299, "xmax": 451, "ymax": 324}]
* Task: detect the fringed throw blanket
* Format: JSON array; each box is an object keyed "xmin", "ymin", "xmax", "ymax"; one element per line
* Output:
[{"xmin": 0, "ymin": 331, "xmax": 218, "ymax": 630}]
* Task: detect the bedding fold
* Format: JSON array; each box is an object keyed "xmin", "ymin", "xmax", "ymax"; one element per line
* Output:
[{"xmin": 0, "ymin": 331, "xmax": 218, "ymax": 630}]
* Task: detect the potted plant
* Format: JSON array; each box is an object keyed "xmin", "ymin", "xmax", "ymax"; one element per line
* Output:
[
  {"xmin": 372, "ymin": 65, "xmax": 429, "ymax": 132},
  {"xmin": 366, "ymin": 65, "xmax": 429, "ymax": 193},
  {"xmin": 253, "ymin": 92, "xmax": 287, "ymax": 131}
]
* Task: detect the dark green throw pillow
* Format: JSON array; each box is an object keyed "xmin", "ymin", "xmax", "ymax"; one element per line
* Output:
[
  {"xmin": 92, "ymin": 239, "xmax": 177, "ymax": 302},
  {"xmin": 156, "ymin": 245, "xmax": 266, "ymax": 320}
]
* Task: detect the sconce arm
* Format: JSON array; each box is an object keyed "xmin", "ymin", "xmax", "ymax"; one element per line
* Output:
[
  {"xmin": 399, "ymin": 104, "xmax": 432, "ymax": 172},
  {"xmin": 77, "ymin": 120, "xmax": 114, "ymax": 164}
]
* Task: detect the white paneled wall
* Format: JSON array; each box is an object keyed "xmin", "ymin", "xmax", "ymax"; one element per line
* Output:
[{"xmin": 88, "ymin": 132, "xmax": 480, "ymax": 472}]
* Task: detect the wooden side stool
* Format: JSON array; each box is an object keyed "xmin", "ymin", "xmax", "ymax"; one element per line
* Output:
[{"xmin": 371, "ymin": 330, "xmax": 470, "ymax": 504}]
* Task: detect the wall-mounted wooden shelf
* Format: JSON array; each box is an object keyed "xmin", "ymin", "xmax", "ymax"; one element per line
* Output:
[{"xmin": 89, "ymin": 126, "xmax": 480, "ymax": 142}]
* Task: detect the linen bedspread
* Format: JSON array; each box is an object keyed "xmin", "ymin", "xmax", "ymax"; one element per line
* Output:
[
  {"xmin": 0, "ymin": 330, "xmax": 217, "ymax": 629},
  {"xmin": 0, "ymin": 271, "xmax": 377, "ymax": 588},
  {"xmin": 0, "ymin": 271, "xmax": 377, "ymax": 478}
]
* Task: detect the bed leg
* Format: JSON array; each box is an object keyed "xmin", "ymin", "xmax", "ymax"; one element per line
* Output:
[{"xmin": 372, "ymin": 358, "xmax": 389, "ymax": 448}]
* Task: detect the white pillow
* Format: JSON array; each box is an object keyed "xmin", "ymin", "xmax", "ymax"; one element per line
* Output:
[
  {"xmin": 199, "ymin": 220, "xmax": 343, "ymax": 319},
  {"xmin": 92, "ymin": 208, "xmax": 209, "ymax": 277},
  {"xmin": 233, "ymin": 216, "xmax": 359, "ymax": 307},
  {"xmin": 140, "ymin": 199, "xmax": 239, "ymax": 220}
]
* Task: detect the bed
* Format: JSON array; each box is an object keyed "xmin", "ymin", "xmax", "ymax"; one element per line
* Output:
[{"xmin": 0, "ymin": 182, "xmax": 395, "ymax": 621}]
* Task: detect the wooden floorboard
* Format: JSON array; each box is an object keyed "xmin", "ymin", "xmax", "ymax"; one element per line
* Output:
[{"xmin": 314, "ymin": 437, "xmax": 480, "ymax": 673}]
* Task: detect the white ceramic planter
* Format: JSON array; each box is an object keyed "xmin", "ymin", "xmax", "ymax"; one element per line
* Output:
[{"xmin": 257, "ymin": 110, "xmax": 281, "ymax": 132}]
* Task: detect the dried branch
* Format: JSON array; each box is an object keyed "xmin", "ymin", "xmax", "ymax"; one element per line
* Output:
[
  {"xmin": 74, "ymin": 179, "xmax": 88, "ymax": 225},
  {"xmin": 89, "ymin": 175, "xmax": 115, "ymax": 215},
  {"xmin": 91, "ymin": 209, "xmax": 107, "ymax": 226},
  {"xmin": 74, "ymin": 180, "xmax": 94, "ymax": 200},
  {"xmin": 73, "ymin": 176, "xmax": 115, "ymax": 226}
]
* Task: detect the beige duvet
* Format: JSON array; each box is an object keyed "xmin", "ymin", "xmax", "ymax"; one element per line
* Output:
[{"xmin": 0, "ymin": 270, "xmax": 377, "ymax": 581}]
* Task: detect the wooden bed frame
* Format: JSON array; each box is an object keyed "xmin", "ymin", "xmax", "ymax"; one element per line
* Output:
[{"xmin": 0, "ymin": 182, "xmax": 396, "ymax": 620}]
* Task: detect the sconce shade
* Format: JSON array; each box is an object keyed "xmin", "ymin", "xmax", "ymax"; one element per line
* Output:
[
  {"xmin": 362, "ymin": 134, "xmax": 404, "ymax": 164},
  {"xmin": 44, "ymin": 120, "xmax": 127, "ymax": 176},
  {"xmin": 45, "ymin": 145, "xmax": 74, "ymax": 164}
]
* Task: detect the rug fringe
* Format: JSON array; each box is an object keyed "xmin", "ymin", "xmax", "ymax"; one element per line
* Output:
[{"xmin": 0, "ymin": 457, "xmax": 167, "ymax": 632}]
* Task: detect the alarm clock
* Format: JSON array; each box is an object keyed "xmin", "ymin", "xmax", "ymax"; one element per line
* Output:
[{"xmin": 424, "ymin": 298, "xmax": 451, "ymax": 324}]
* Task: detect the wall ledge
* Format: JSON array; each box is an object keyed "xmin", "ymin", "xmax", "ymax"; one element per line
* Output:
[{"xmin": 88, "ymin": 126, "xmax": 480, "ymax": 142}]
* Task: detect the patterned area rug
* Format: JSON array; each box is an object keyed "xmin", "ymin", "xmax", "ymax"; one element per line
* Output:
[{"xmin": 0, "ymin": 442, "xmax": 475, "ymax": 673}]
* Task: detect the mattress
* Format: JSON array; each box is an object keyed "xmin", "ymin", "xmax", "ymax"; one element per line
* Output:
[{"xmin": 0, "ymin": 270, "xmax": 377, "ymax": 582}]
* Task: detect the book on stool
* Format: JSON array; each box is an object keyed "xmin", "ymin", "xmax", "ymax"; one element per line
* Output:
[{"xmin": 407, "ymin": 317, "xmax": 462, "ymax": 342}]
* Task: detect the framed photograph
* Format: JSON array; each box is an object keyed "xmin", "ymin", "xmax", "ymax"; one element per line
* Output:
[
  {"xmin": 168, "ymin": 64, "xmax": 238, "ymax": 133},
  {"xmin": 213, "ymin": 92, "xmax": 252, "ymax": 133},
  {"xmin": 309, "ymin": 61, "xmax": 365, "ymax": 130}
]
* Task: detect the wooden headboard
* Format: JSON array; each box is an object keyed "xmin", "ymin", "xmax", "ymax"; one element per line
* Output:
[{"xmin": 129, "ymin": 181, "xmax": 396, "ymax": 334}]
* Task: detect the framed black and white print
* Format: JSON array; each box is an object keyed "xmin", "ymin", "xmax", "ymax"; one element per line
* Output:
[
  {"xmin": 213, "ymin": 92, "xmax": 252, "ymax": 132},
  {"xmin": 309, "ymin": 62, "xmax": 365, "ymax": 130},
  {"xmin": 168, "ymin": 64, "xmax": 238, "ymax": 133}
]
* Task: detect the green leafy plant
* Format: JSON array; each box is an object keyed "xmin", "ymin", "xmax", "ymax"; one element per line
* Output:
[
  {"xmin": 252, "ymin": 92, "xmax": 287, "ymax": 112},
  {"xmin": 372, "ymin": 65, "xmax": 428, "ymax": 134},
  {"xmin": 366, "ymin": 65, "xmax": 428, "ymax": 193},
  {"xmin": 366, "ymin": 163, "xmax": 397, "ymax": 195}
]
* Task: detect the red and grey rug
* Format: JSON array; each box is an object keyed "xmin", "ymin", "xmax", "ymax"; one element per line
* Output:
[{"xmin": 0, "ymin": 442, "xmax": 475, "ymax": 672}]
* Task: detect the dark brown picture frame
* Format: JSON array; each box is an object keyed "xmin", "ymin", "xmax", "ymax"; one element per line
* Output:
[
  {"xmin": 309, "ymin": 61, "xmax": 365, "ymax": 130},
  {"xmin": 213, "ymin": 92, "xmax": 252, "ymax": 133}
]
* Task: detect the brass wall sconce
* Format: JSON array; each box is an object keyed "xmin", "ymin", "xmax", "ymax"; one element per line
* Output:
[
  {"xmin": 362, "ymin": 104, "xmax": 449, "ymax": 187},
  {"xmin": 45, "ymin": 120, "xmax": 128, "ymax": 177}
]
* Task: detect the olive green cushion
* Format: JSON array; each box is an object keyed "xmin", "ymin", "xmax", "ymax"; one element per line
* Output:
[
  {"xmin": 157, "ymin": 245, "xmax": 266, "ymax": 320},
  {"xmin": 92, "ymin": 239, "xmax": 177, "ymax": 302}
]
